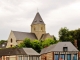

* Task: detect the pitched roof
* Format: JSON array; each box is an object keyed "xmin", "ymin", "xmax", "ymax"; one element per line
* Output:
[
  {"xmin": 0, "ymin": 48, "xmax": 40, "ymax": 56},
  {"xmin": 40, "ymin": 44, "xmax": 56, "ymax": 54},
  {"xmin": 40, "ymin": 42, "xmax": 78, "ymax": 54},
  {"xmin": 23, "ymin": 48, "xmax": 40, "ymax": 55},
  {"xmin": 51, "ymin": 42, "xmax": 78, "ymax": 51},
  {"xmin": 40, "ymin": 33, "xmax": 53, "ymax": 40},
  {"xmin": 12, "ymin": 31, "xmax": 37, "ymax": 40},
  {"xmin": 0, "ymin": 48, "xmax": 25, "ymax": 56},
  {"xmin": 31, "ymin": 12, "xmax": 45, "ymax": 25}
]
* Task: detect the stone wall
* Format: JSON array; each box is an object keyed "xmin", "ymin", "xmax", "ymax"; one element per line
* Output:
[
  {"xmin": 6, "ymin": 31, "xmax": 17, "ymax": 48},
  {"xmin": 31, "ymin": 24, "xmax": 46, "ymax": 40}
]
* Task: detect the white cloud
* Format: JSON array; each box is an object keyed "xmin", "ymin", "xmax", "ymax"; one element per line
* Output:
[
  {"xmin": 45, "ymin": 1, "xmax": 80, "ymax": 25},
  {"xmin": 0, "ymin": 0, "xmax": 80, "ymax": 40},
  {"xmin": 43, "ymin": 1, "xmax": 80, "ymax": 38}
]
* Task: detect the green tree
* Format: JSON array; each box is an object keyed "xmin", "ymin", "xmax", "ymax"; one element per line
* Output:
[
  {"xmin": 59, "ymin": 27, "xmax": 69, "ymax": 41},
  {"xmin": 18, "ymin": 38, "xmax": 32, "ymax": 48},
  {"xmin": 68, "ymin": 30, "xmax": 75, "ymax": 43},
  {"xmin": 31, "ymin": 40, "xmax": 42, "ymax": 53},
  {"xmin": 59, "ymin": 27, "xmax": 75, "ymax": 45},
  {"xmin": 74, "ymin": 29, "xmax": 80, "ymax": 40},
  {"xmin": 42, "ymin": 38, "xmax": 55, "ymax": 48},
  {"xmin": 18, "ymin": 38, "xmax": 42, "ymax": 53},
  {"xmin": 18, "ymin": 42, "xmax": 26, "ymax": 48},
  {"xmin": 59, "ymin": 27, "xmax": 80, "ymax": 50},
  {"xmin": 18, "ymin": 38, "xmax": 58, "ymax": 53},
  {"xmin": 74, "ymin": 28, "xmax": 80, "ymax": 50},
  {"xmin": 0, "ymin": 40, "xmax": 7, "ymax": 44}
]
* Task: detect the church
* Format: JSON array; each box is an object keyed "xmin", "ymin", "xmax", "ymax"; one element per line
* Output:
[{"xmin": 6, "ymin": 12, "xmax": 54, "ymax": 48}]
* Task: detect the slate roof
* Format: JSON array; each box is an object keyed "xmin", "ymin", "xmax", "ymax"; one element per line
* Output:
[
  {"xmin": 50, "ymin": 42, "xmax": 78, "ymax": 52},
  {"xmin": 40, "ymin": 44, "xmax": 56, "ymax": 54},
  {"xmin": 0, "ymin": 48, "xmax": 25, "ymax": 56},
  {"xmin": 0, "ymin": 48, "xmax": 40, "ymax": 56},
  {"xmin": 31, "ymin": 12, "xmax": 45, "ymax": 25},
  {"xmin": 40, "ymin": 42, "xmax": 78, "ymax": 54},
  {"xmin": 40, "ymin": 33, "xmax": 52, "ymax": 40},
  {"xmin": 12, "ymin": 31, "xmax": 37, "ymax": 40},
  {"xmin": 12, "ymin": 31, "xmax": 52, "ymax": 40},
  {"xmin": 23, "ymin": 48, "xmax": 40, "ymax": 55}
]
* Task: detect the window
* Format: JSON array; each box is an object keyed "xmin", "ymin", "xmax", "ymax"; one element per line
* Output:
[
  {"xmin": 55, "ymin": 54, "xmax": 59, "ymax": 60},
  {"xmin": 19, "ymin": 56, "xmax": 22, "ymax": 60},
  {"xmin": 29, "ymin": 56, "xmax": 33, "ymax": 60},
  {"xmin": 67, "ymin": 54, "xmax": 71, "ymax": 60},
  {"xmin": 29, "ymin": 56, "xmax": 39, "ymax": 60},
  {"xmin": 63, "ymin": 47, "xmax": 68, "ymax": 51},
  {"xmin": 36, "ymin": 57, "xmax": 39, "ymax": 60},
  {"xmin": 11, "ymin": 38, "xmax": 12, "ymax": 43},
  {"xmin": 33, "ymin": 57, "xmax": 36, "ymax": 60},
  {"xmin": 60, "ymin": 54, "xmax": 65, "ymax": 60},
  {"xmin": 73, "ymin": 54, "xmax": 77, "ymax": 60},
  {"xmin": 24, "ymin": 55, "xmax": 28, "ymax": 60}
]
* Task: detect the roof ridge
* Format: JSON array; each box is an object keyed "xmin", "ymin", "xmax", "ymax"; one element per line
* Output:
[{"xmin": 12, "ymin": 30, "xmax": 31, "ymax": 33}]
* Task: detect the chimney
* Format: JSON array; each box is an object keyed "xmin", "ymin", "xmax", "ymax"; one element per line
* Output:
[{"xmin": 74, "ymin": 40, "xmax": 78, "ymax": 48}]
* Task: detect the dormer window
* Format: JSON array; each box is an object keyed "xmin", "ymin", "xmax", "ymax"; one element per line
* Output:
[{"xmin": 63, "ymin": 47, "xmax": 68, "ymax": 52}]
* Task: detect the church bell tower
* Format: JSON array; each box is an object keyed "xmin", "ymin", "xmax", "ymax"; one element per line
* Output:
[{"xmin": 31, "ymin": 12, "xmax": 46, "ymax": 40}]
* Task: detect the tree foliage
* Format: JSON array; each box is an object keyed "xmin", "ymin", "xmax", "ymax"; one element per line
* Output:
[
  {"xmin": 0, "ymin": 40, "xmax": 7, "ymax": 44},
  {"xmin": 59, "ymin": 27, "xmax": 74, "ymax": 43},
  {"xmin": 18, "ymin": 38, "xmax": 58, "ymax": 53},
  {"xmin": 31, "ymin": 40, "xmax": 42, "ymax": 53},
  {"xmin": 59, "ymin": 27, "xmax": 80, "ymax": 50},
  {"xmin": 42, "ymin": 38, "xmax": 55, "ymax": 48},
  {"xmin": 59, "ymin": 27, "xmax": 69, "ymax": 41},
  {"xmin": 19, "ymin": 38, "xmax": 31, "ymax": 48}
]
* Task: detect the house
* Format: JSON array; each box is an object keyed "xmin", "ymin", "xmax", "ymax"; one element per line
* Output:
[
  {"xmin": 6, "ymin": 12, "xmax": 54, "ymax": 48},
  {"xmin": 40, "ymin": 42, "xmax": 78, "ymax": 60},
  {"xmin": 0, "ymin": 48, "xmax": 40, "ymax": 60}
]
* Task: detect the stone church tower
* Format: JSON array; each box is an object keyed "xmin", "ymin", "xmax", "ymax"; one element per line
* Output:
[
  {"xmin": 31, "ymin": 12, "xmax": 46, "ymax": 40},
  {"xmin": 6, "ymin": 12, "xmax": 53, "ymax": 48}
]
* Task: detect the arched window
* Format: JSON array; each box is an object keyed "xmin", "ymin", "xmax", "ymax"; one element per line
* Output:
[{"xmin": 11, "ymin": 38, "xmax": 12, "ymax": 43}]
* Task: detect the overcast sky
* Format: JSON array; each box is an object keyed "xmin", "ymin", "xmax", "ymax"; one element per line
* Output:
[{"xmin": 0, "ymin": 0, "xmax": 80, "ymax": 40}]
